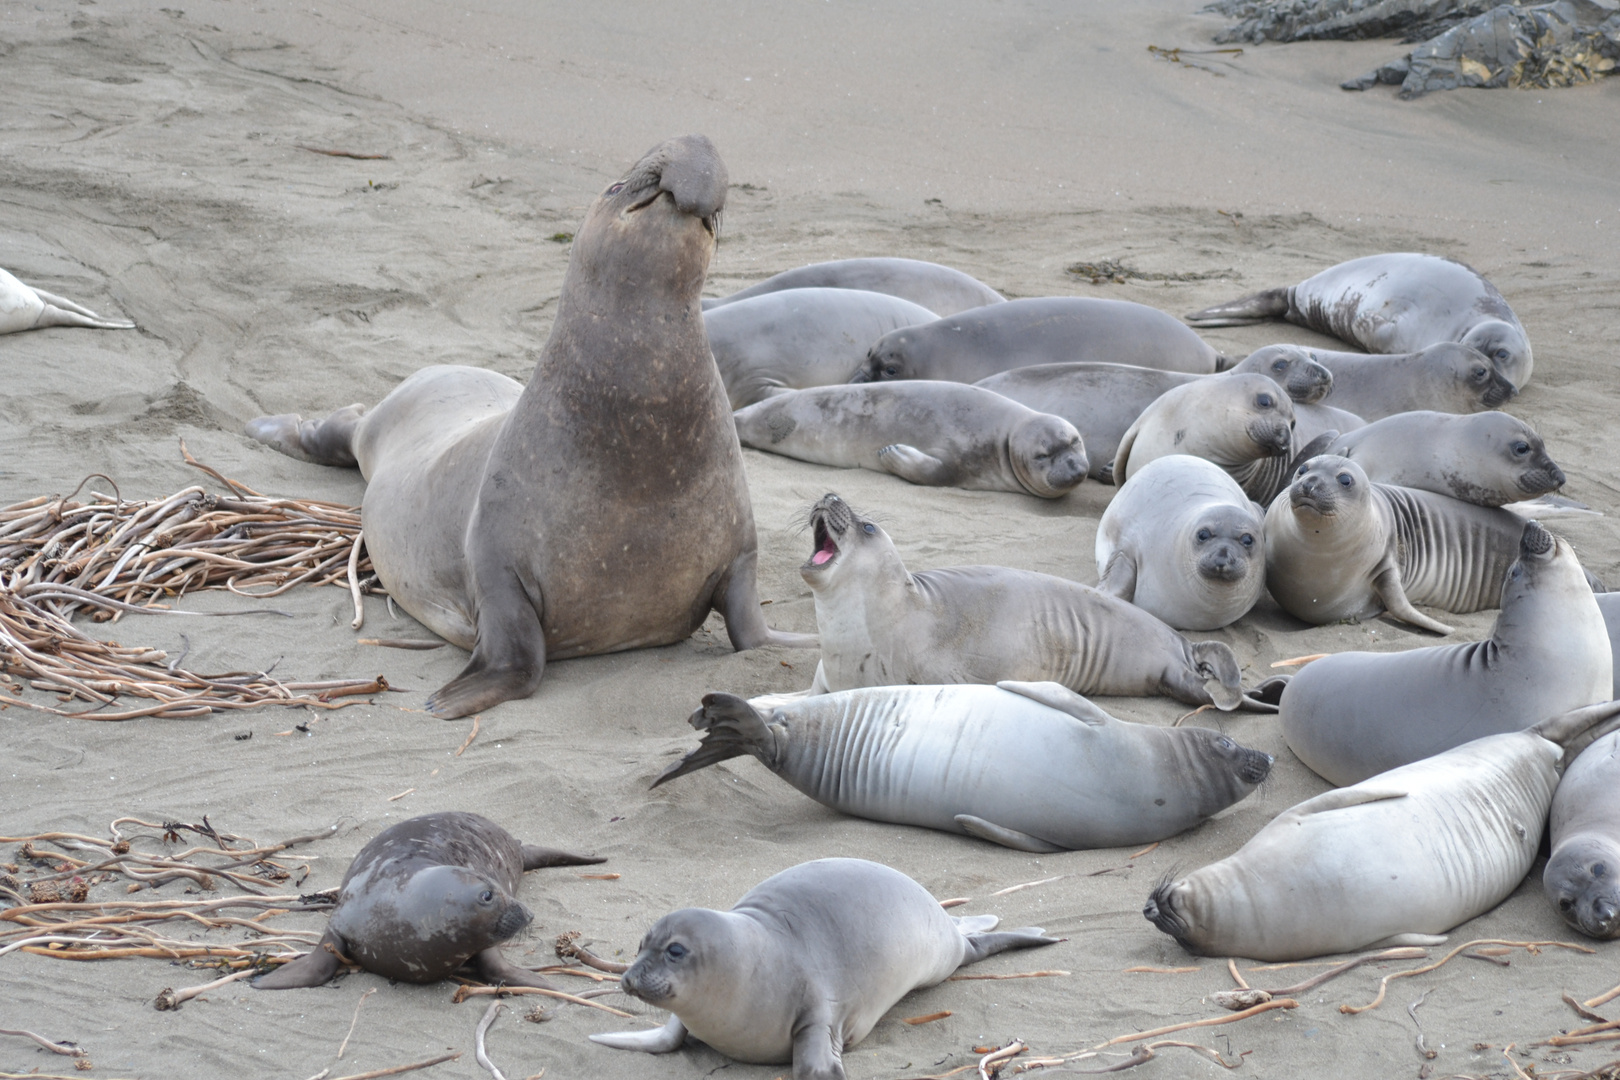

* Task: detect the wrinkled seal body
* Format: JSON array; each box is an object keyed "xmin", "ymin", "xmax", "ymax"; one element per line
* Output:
[
  {"xmin": 702, "ymin": 257, "xmax": 1004, "ymax": 317},
  {"xmin": 1546, "ymin": 730, "xmax": 1620, "ymax": 939},
  {"xmin": 590, "ymin": 858, "xmax": 1056, "ymax": 1075},
  {"xmin": 657, "ymin": 682, "xmax": 1272, "ymax": 852},
  {"xmin": 705, "ymin": 287, "xmax": 938, "ymax": 408},
  {"xmin": 1113, "ymin": 374, "xmax": 1296, "ymax": 500},
  {"xmin": 1243, "ymin": 342, "xmax": 1514, "ymax": 420},
  {"xmin": 1097, "ymin": 455, "xmax": 1267, "ymax": 631},
  {"xmin": 733, "ymin": 383, "xmax": 1088, "ymax": 497},
  {"xmin": 1278, "ymin": 521, "xmax": 1611, "ymax": 785},
  {"xmin": 0, "ymin": 266, "xmax": 135, "ymax": 333},
  {"xmin": 1326, "ymin": 410, "xmax": 1564, "ymax": 506}
]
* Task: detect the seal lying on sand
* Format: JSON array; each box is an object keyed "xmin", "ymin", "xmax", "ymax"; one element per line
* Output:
[
  {"xmin": 733, "ymin": 384, "xmax": 1088, "ymax": 497},
  {"xmin": 1277, "ymin": 519, "xmax": 1612, "ymax": 786},
  {"xmin": 254, "ymin": 812, "xmax": 603, "ymax": 989},
  {"xmin": 1112, "ymin": 374, "xmax": 1296, "ymax": 500},
  {"xmin": 1546, "ymin": 729, "xmax": 1620, "ymax": 940},
  {"xmin": 0, "ymin": 266, "xmax": 135, "ymax": 333},
  {"xmin": 247, "ymin": 136, "xmax": 812, "ymax": 718},
  {"xmin": 702, "ymin": 256, "xmax": 1004, "ymax": 316},
  {"xmin": 1595, "ymin": 592, "xmax": 1620, "ymax": 698},
  {"xmin": 655, "ymin": 682, "xmax": 1272, "ymax": 852},
  {"xmin": 589, "ymin": 858, "xmax": 1057, "ymax": 1074},
  {"xmin": 1325, "ymin": 410, "xmax": 1565, "ymax": 506},
  {"xmin": 1241, "ymin": 342, "xmax": 1514, "ymax": 420},
  {"xmin": 1186, "ymin": 253, "xmax": 1533, "ymax": 389},
  {"xmin": 1143, "ymin": 700, "xmax": 1620, "ymax": 961}
]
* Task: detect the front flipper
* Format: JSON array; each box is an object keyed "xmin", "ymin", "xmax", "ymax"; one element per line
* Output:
[
  {"xmin": 253, "ymin": 928, "xmax": 346, "ymax": 989},
  {"xmin": 955, "ymin": 814, "xmax": 1066, "ymax": 853},
  {"xmin": 473, "ymin": 947, "xmax": 558, "ymax": 990},
  {"xmin": 590, "ymin": 1014, "xmax": 688, "ymax": 1054},
  {"xmin": 1237, "ymin": 674, "xmax": 1290, "ymax": 712},
  {"xmin": 425, "ymin": 566, "xmax": 547, "ymax": 719},
  {"xmin": 1097, "ymin": 550, "xmax": 1138, "ymax": 601},
  {"xmin": 876, "ymin": 444, "xmax": 953, "ymax": 486},
  {"xmin": 520, "ymin": 845, "xmax": 606, "ymax": 870},
  {"xmin": 1371, "ymin": 562, "xmax": 1454, "ymax": 636},
  {"xmin": 1368, "ymin": 933, "xmax": 1448, "ymax": 948},
  {"xmin": 792, "ymin": 1020, "xmax": 845, "ymax": 1080},
  {"xmin": 714, "ymin": 547, "xmax": 818, "ymax": 650},
  {"xmin": 1280, "ymin": 785, "xmax": 1407, "ymax": 825},
  {"xmin": 994, "ymin": 680, "xmax": 1110, "ymax": 727}
]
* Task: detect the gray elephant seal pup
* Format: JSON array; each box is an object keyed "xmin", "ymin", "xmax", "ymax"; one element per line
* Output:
[
  {"xmin": 702, "ymin": 256, "xmax": 1004, "ymax": 316},
  {"xmin": 1113, "ymin": 374, "xmax": 1296, "ymax": 500},
  {"xmin": 1278, "ymin": 520, "xmax": 1612, "ymax": 786},
  {"xmin": 1145, "ymin": 700, "xmax": 1620, "ymax": 961},
  {"xmin": 656, "ymin": 682, "xmax": 1272, "ymax": 852},
  {"xmin": 1097, "ymin": 455, "xmax": 1267, "ymax": 631},
  {"xmin": 1595, "ymin": 592, "xmax": 1620, "ymax": 698},
  {"xmin": 590, "ymin": 858, "xmax": 1056, "ymax": 1075},
  {"xmin": 0, "ymin": 266, "xmax": 135, "ymax": 333},
  {"xmin": 254, "ymin": 812, "xmax": 603, "ymax": 989},
  {"xmin": 1243, "ymin": 342, "xmax": 1514, "ymax": 420},
  {"xmin": 1325, "ymin": 411, "xmax": 1565, "ymax": 506},
  {"xmin": 797, "ymin": 494, "xmax": 1246, "ymax": 708},
  {"xmin": 855, "ymin": 297, "xmax": 1222, "ymax": 384},
  {"xmin": 705, "ymin": 287, "xmax": 938, "ymax": 409},
  {"xmin": 1546, "ymin": 729, "xmax": 1620, "ymax": 939},
  {"xmin": 1186, "ymin": 253, "xmax": 1533, "ymax": 389},
  {"xmin": 247, "ymin": 136, "xmax": 811, "ymax": 718},
  {"xmin": 733, "ymin": 384, "xmax": 1088, "ymax": 497}
]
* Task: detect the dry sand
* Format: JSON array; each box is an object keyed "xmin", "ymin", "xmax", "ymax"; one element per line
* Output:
[{"xmin": 3, "ymin": 2, "xmax": 1619, "ymax": 1078}]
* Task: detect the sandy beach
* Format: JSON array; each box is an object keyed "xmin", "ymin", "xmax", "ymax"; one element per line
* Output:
[{"xmin": 3, "ymin": 2, "xmax": 1619, "ymax": 1078}]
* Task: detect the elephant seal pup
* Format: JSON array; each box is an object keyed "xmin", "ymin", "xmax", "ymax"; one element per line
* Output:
[
  {"xmin": 705, "ymin": 287, "xmax": 938, "ymax": 409},
  {"xmin": 1144, "ymin": 700, "xmax": 1620, "ymax": 961},
  {"xmin": 797, "ymin": 494, "xmax": 1246, "ymax": 708},
  {"xmin": 1, "ymin": 266, "xmax": 135, "ymax": 333},
  {"xmin": 247, "ymin": 136, "xmax": 812, "ymax": 718},
  {"xmin": 254, "ymin": 812, "xmax": 603, "ymax": 989},
  {"xmin": 1595, "ymin": 592, "xmax": 1620, "ymax": 698},
  {"xmin": 656, "ymin": 682, "xmax": 1273, "ymax": 852},
  {"xmin": 733, "ymin": 384, "xmax": 1088, "ymax": 497},
  {"xmin": 1326, "ymin": 411, "xmax": 1565, "ymax": 506},
  {"xmin": 1249, "ymin": 342, "xmax": 1515, "ymax": 421},
  {"xmin": 1097, "ymin": 455, "xmax": 1267, "ymax": 631},
  {"xmin": 1278, "ymin": 520, "xmax": 1612, "ymax": 786},
  {"xmin": 702, "ymin": 256, "xmax": 1004, "ymax": 316},
  {"xmin": 1546, "ymin": 730, "xmax": 1620, "ymax": 940},
  {"xmin": 855, "ymin": 297, "xmax": 1222, "ymax": 384},
  {"xmin": 590, "ymin": 858, "xmax": 1056, "ymax": 1074},
  {"xmin": 1112, "ymin": 374, "xmax": 1296, "ymax": 501},
  {"xmin": 1186, "ymin": 253, "xmax": 1533, "ymax": 388}
]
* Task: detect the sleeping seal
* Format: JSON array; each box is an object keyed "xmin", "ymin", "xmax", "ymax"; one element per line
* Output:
[
  {"xmin": 702, "ymin": 256, "xmax": 1004, "ymax": 316},
  {"xmin": 1545, "ymin": 729, "xmax": 1620, "ymax": 939},
  {"xmin": 1277, "ymin": 519, "xmax": 1612, "ymax": 786},
  {"xmin": 1, "ymin": 266, "xmax": 135, "ymax": 333},
  {"xmin": 733, "ymin": 384, "xmax": 1088, "ymax": 497},
  {"xmin": 655, "ymin": 681, "xmax": 1272, "ymax": 852},
  {"xmin": 1096, "ymin": 455, "xmax": 1267, "ymax": 631},
  {"xmin": 1324, "ymin": 410, "xmax": 1565, "ymax": 506},
  {"xmin": 1112, "ymin": 374, "xmax": 1296, "ymax": 500},
  {"xmin": 590, "ymin": 858, "xmax": 1056, "ymax": 1075},
  {"xmin": 1186, "ymin": 253, "xmax": 1533, "ymax": 389},
  {"xmin": 254, "ymin": 812, "xmax": 603, "ymax": 989},
  {"xmin": 1241, "ymin": 342, "xmax": 1515, "ymax": 420},
  {"xmin": 1144, "ymin": 700, "xmax": 1620, "ymax": 961}
]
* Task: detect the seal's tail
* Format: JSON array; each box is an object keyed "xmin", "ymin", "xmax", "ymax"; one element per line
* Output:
[
  {"xmin": 959, "ymin": 925, "xmax": 1062, "ymax": 966},
  {"xmin": 520, "ymin": 845, "xmax": 608, "ymax": 870},
  {"xmin": 651, "ymin": 692, "xmax": 777, "ymax": 788},
  {"xmin": 1185, "ymin": 287, "xmax": 1289, "ymax": 327}
]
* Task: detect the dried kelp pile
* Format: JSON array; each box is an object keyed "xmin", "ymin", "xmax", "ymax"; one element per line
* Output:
[{"xmin": 1206, "ymin": 0, "xmax": 1521, "ymax": 43}]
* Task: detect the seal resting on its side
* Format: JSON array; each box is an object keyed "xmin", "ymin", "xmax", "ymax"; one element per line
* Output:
[
  {"xmin": 1546, "ymin": 729, "xmax": 1620, "ymax": 940},
  {"xmin": 1112, "ymin": 374, "xmax": 1296, "ymax": 501},
  {"xmin": 702, "ymin": 257, "xmax": 1004, "ymax": 316},
  {"xmin": 1, "ymin": 266, "xmax": 135, "ymax": 333},
  {"xmin": 1323, "ymin": 410, "xmax": 1565, "ymax": 506}
]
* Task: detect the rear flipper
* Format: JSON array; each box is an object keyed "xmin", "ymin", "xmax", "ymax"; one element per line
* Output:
[
  {"xmin": 246, "ymin": 404, "xmax": 366, "ymax": 468},
  {"xmin": 472, "ymin": 946, "xmax": 558, "ymax": 990},
  {"xmin": 877, "ymin": 444, "xmax": 954, "ymax": 486},
  {"xmin": 1185, "ymin": 287, "xmax": 1290, "ymax": 327},
  {"xmin": 590, "ymin": 1015, "xmax": 689, "ymax": 1054},
  {"xmin": 959, "ymin": 926, "xmax": 1062, "ymax": 965},
  {"xmin": 32, "ymin": 287, "xmax": 137, "ymax": 330},
  {"xmin": 955, "ymin": 814, "xmax": 1066, "ymax": 853},
  {"xmin": 520, "ymin": 845, "xmax": 607, "ymax": 870},
  {"xmin": 1237, "ymin": 674, "xmax": 1290, "ymax": 712},
  {"xmin": 1182, "ymin": 640, "xmax": 1243, "ymax": 711},
  {"xmin": 652, "ymin": 692, "xmax": 784, "ymax": 788},
  {"xmin": 253, "ymin": 928, "xmax": 346, "ymax": 989}
]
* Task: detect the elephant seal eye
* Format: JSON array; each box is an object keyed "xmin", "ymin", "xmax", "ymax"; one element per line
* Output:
[
  {"xmin": 862, "ymin": 523, "xmax": 876, "ymax": 535},
  {"xmin": 1196, "ymin": 528, "xmax": 1212, "ymax": 542},
  {"xmin": 1240, "ymin": 533, "xmax": 1254, "ymax": 547},
  {"xmin": 480, "ymin": 890, "xmax": 494, "ymax": 903},
  {"xmin": 1256, "ymin": 394, "xmax": 1273, "ymax": 408},
  {"xmin": 665, "ymin": 942, "xmax": 688, "ymax": 960},
  {"xmin": 606, "ymin": 182, "xmax": 625, "ymax": 195},
  {"xmin": 1337, "ymin": 473, "xmax": 1354, "ymax": 487}
]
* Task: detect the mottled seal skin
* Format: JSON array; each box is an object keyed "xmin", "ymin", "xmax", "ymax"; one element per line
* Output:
[
  {"xmin": 253, "ymin": 812, "xmax": 603, "ymax": 989},
  {"xmin": 1242, "ymin": 342, "xmax": 1514, "ymax": 420},
  {"xmin": 704, "ymin": 287, "xmax": 938, "ymax": 409},
  {"xmin": 855, "ymin": 297, "xmax": 1222, "ymax": 384},
  {"xmin": 589, "ymin": 858, "xmax": 1056, "ymax": 1076},
  {"xmin": 1113, "ymin": 374, "xmax": 1296, "ymax": 501},
  {"xmin": 733, "ymin": 384, "xmax": 1088, "ymax": 498},
  {"xmin": 1277, "ymin": 520, "xmax": 1612, "ymax": 786},
  {"xmin": 1326, "ymin": 410, "xmax": 1565, "ymax": 506},
  {"xmin": 701, "ymin": 256, "xmax": 1005, "ymax": 317},
  {"xmin": 1144, "ymin": 700, "xmax": 1620, "ymax": 961},
  {"xmin": 1546, "ymin": 730, "xmax": 1620, "ymax": 939},
  {"xmin": 1186, "ymin": 253, "xmax": 1533, "ymax": 389},
  {"xmin": 246, "ymin": 136, "xmax": 812, "ymax": 718},
  {"xmin": 655, "ymin": 682, "xmax": 1272, "ymax": 852},
  {"xmin": 795, "ymin": 494, "xmax": 1246, "ymax": 709},
  {"xmin": 0, "ymin": 266, "xmax": 135, "ymax": 333},
  {"xmin": 1097, "ymin": 455, "xmax": 1267, "ymax": 631}
]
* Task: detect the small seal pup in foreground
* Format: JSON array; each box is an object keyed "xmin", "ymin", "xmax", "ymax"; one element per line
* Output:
[
  {"xmin": 1097, "ymin": 455, "xmax": 1267, "ymax": 631},
  {"xmin": 733, "ymin": 384, "xmax": 1088, "ymax": 497},
  {"xmin": 0, "ymin": 266, "xmax": 135, "ymax": 333},
  {"xmin": 702, "ymin": 256, "xmax": 1004, "ymax": 316},
  {"xmin": 247, "ymin": 136, "xmax": 812, "ymax": 718},
  {"xmin": 1186, "ymin": 253, "xmax": 1533, "ymax": 389},
  {"xmin": 1278, "ymin": 519, "xmax": 1612, "ymax": 786},
  {"xmin": 1546, "ymin": 729, "xmax": 1620, "ymax": 939},
  {"xmin": 1324, "ymin": 410, "xmax": 1565, "ymax": 506},
  {"xmin": 589, "ymin": 858, "xmax": 1057, "ymax": 1075},
  {"xmin": 1242, "ymin": 342, "xmax": 1515, "ymax": 420},
  {"xmin": 254, "ymin": 812, "xmax": 603, "ymax": 989},
  {"xmin": 796, "ymin": 494, "xmax": 1248, "ymax": 708},
  {"xmin": 654, "ymin": 682, "xmax": 1273, "ymax": 852},
  {"xmin": 1112, "ymin": 374, "xmax": 1296, "ymax": 500},
  {"xmin": 1144, "ymin": 700, "xmax": 1620, "ymax": 961}
]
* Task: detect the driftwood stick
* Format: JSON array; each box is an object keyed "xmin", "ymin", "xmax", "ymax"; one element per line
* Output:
[
  {"xmin": 0, "ymin": 1028, "xmax": 84, "ymax": 1056},
  {"xmin": 1341, "ymin": 940, "xmax": 1595, "ymax": 1015},
  {"xmin": 450, "ymin": 984, "xmax": 634, "ymax": 1017},
  {"xmin": 475, "ymin": 1002, "xmax": 509, "ymax": 1080}
]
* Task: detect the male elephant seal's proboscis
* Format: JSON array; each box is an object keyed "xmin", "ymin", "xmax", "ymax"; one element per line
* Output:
[
  {"xmin": 1545, "ymin": 729, "xmax": 1620, "ymax": 940},
  {"xmin": 253, "ymin": 812, "xmax": 603, "ymax": 989},
  {"xmin": 1111, "ymin": 374, "xmax": 1296, "ymax": 500},
  {"xmin": 247, "ymin": 136, "xmax": 813, "ymax": 718},
  {"xmin": 1144, "ymin": 701, "xmax": 1620, "ymax": 962},
  {"xmin": 1324, "ymin": 410, "xmax": 1565, "ymax": 506},
  {"xmin": 589, "ymin": 858, "xmax": 1057, "ymax": 1076},
  {"xmin": 702, "ymin": 256, "xmax": 1005, "ymax": 316},
  {"xmin": 1, "ymin": 266, "xmax": 136, "ymax": 333}
]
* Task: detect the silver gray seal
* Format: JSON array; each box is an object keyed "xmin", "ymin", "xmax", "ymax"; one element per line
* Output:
[
  {"xmin": 1113, "ymin": 374, "xmax": 1296, "ymax": 500},
  {"xmin": 1325, "ymin": 410, "xmax": 1565, "ymax": 506},
  {"xmin": 1241, "ymin": 342, "xmax": 1515, "ymax": 420},
  {"xmin": 1545, "ymin": 729, "xmax": 1620, "ymax": 939},
  {"xmin": 703, "ymin": 256, "xmax": 1004, "ymax": 316},
  {"xmin": 0, "ymin": 266, "xmax": 135, "ymax": 333}
]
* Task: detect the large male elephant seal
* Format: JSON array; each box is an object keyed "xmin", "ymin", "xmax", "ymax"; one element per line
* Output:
[
  {"xmin": 0, "ymin": 266, "xmax": 135, "ymax": 333},
  {"xmin": 246, "ymin": 136, "xmax": 811, "ymax": 718},
  {"xmin": 589, "ymin": 858, "xmax": 1057, "ymax": 1075},
  {"xmin": 1241, "ymin": 342, "xmax": 1515, "ymax": 420},
  {"xmin": 705, "ymin": 287, "xmax": 938, "ymax": 408},
  {"xmin": 702, "ymin": 256, "xmax": 1004, "ymax": 316},
  {"xmin": 655, "ymin": 681, "xmax": 1272, "ymax": 852},
  {"xmin": 1112, "ymin": 374, "xmax": 1296, "ymax": 500},
  {"xmin": 854, "ymin": 297, "xmax": 1223, "ymax": 384},
  {"xmin": 1097, "ymin": 455, "xmax": 1267, "ymax": 631},
  {"xmin": 1277, "ymin": 520, "xmax": 1612, "ymax": 786},
  {"xmin": 1546, "ymin": 729, "xmax": 1620, "ymax": 940},
  {"xmin": 732, "ymin": 384, "xmax": 1088, "ymax": 497},
  {"xmin": 1143, "ymin": 701, "xmax": 1620, "ymax": 961},
  {"xmin": 1186, "ymin": 253, "xmax": 1533, "ymax": 389},
  {"xmin": 1325, "ymin": 410, "xmax": 1565, "ymax": 506},
  {"xmin": 796, "ymin": 494, "xmax": 1248, "ymax": 708},
  {"xmin": 254, "ymin": 812, "xmax": 603, "ymax": 989}
]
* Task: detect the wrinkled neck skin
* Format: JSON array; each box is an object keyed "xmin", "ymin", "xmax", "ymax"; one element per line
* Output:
[
  {"xmin": 807, "ymin": 540, "xmax": 922, "ymax": 690},
  {"xmin": 1148, "ymin": 725, "xmax": 1264, "ymax": 817}
]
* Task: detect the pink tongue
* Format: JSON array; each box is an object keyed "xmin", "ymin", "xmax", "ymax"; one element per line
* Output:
[{"xmin": 811, "ymin": 548, "xmax": 834, "ymax": 565}]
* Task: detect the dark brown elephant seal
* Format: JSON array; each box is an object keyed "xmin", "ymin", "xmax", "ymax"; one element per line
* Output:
[
  {"xmin": 246, "ymin": 136, "xmax": 812, "ymax": 718},
  {"xmin": 702, "ymin": 257, "xmax": 1004, "ymax": 316}
]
